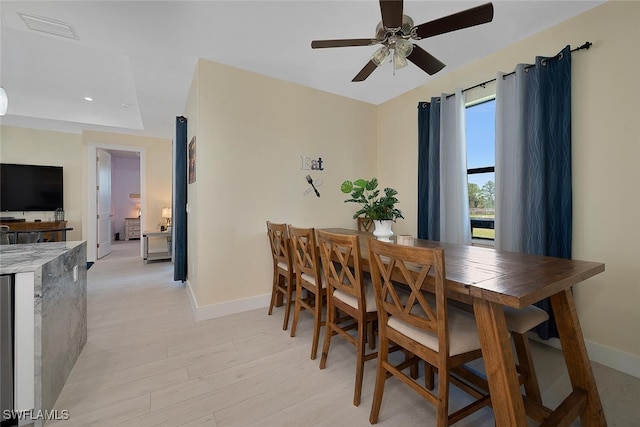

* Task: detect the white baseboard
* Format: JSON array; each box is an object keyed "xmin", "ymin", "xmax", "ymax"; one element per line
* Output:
[
  {"xmin": 584, "ymin": 339, "xmax": 640, "ymax": 379},
  {"xmin": 185, "ymin": 280, "xmax": 271, "ymax": 321},
  {"xmin": 530, "ymin": 333, "xmax": 640, "ymax": 379}
]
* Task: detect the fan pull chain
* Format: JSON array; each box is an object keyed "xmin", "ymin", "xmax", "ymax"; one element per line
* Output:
[{"xmin": 392, "ymin": 51, "xmax": 396, "ymax": 76}]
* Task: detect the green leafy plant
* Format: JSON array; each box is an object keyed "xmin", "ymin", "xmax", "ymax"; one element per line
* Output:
[{"xmin": 340, "ymin": 178, "xmax": 404, "ymax": 221}]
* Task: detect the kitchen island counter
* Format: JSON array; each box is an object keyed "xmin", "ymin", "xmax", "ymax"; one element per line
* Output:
[{"xmin": 0, "ymin": 241, "xmax": 87, "ymax": 426}]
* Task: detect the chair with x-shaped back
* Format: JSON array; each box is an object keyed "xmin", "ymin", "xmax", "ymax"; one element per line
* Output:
[
  {"xmin": 288, "ymin": 225, "xmax": 326, "ymax": 360},
  {"xmin": 317, "ymin": 230, "xmax": 378, "ymax": 407},
  {"xmin": 357, "ymin": 217, "xmax": 374, "ymax": 233},
  {"xmin": 367, "ymin": 238, "xmax": 490, "ymax": 426},
  {"xmin": 266, "ymin": 221, "xmax": 295, "ymax": 330}
]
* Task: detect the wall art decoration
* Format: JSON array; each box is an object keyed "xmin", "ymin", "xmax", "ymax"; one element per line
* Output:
[{"xmin": 188, "ymin": 136, "xmax": 196, "ymax": 184}]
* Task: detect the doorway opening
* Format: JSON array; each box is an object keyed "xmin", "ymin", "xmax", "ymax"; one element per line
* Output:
[{"xmin": 87, "ymin": 143, "xmax": 146, "ymax": 262}]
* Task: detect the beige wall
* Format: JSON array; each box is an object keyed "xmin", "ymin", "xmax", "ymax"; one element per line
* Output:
[
  {"xmin": 0, "ymin": 126, "xmax": 83, "ymax": 241},
  {"xmin": 377, "ymin": 1, "xmax": 640, "ymax": 358},
  {"xmin": 186, "ymin": 58, "xmax": 377, "ymax": 307}
]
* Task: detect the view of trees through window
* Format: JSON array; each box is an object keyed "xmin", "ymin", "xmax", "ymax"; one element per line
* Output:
[
  {"xmin": 468, "ymin": 180, "xmax": 494, "ymax": 210},
  {"xmin": 466, "ymin": 99, "xmax": 495, "ymax": 240}
]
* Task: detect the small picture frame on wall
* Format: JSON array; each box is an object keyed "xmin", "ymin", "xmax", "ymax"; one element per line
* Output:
[{"xmin": 188, "ymin": 136, "xmax": 196, "ymax": 184}]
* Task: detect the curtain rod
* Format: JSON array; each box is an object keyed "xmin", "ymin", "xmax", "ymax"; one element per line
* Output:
[{"xmin": 439, "ymin": 41, "xmax": 592, "ymax": 100}]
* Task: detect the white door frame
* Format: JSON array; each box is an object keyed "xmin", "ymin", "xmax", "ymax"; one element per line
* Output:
[{"xmin": 87, "ymin": 143, "xmax": 146, "ymax": 262}]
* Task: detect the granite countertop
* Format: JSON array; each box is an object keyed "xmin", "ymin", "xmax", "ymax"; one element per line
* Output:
[{"xmin": 0, "ymin": 241, "xmax": 85, "ymax": 275}]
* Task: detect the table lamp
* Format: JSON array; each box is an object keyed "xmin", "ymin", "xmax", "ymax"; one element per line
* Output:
[{"xmin": 161, "ymin": 207, "xmax": 172, "ymax": 228}]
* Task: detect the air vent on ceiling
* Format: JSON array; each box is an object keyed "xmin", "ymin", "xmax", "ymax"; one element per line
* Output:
[{"xmin": 18, "ymin": 12, "xmax": 78, "ymax": 40}]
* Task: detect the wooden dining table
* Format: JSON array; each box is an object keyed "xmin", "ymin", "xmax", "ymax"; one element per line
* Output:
[{"xmin": 321, "ymin": 228, "xmax": 607, "ymax": 427}]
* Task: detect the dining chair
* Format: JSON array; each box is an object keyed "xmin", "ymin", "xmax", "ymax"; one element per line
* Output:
[
  {"xmin": 447, "ymin": 300, "xmax": 549, "ymax": 404},
  {"xmin": 288, "ymin": 225, "xmax": 326, "ymax": 360},
  {"xmin": 266, "ymin": 221, "xmax": 295, "ymax": 330},
  {"xmin": 503, "ymin": 305, "xmax": 549, "ymax": 404},
  {"xmin": 357, "ymin": 217, "xmax": 374, "ymax": 233},
  {"xmin": 17, "ymin": 231, "xmax": 42, "ymax": 244},
  {"xmin": 317, "ymin": 230, "xmax": 378, "ymax": 407},
  {"xmin": 367, "ymin": 238, "xmax": 490, "ymax": 426},
  {"xmin": 0, "ymin": 225, "xmax": 11, "ymax": 245}
]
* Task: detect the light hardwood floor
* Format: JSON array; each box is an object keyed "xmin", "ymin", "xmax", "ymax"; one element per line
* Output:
[{"xmin": 48, "ymin": 240, "xmax": 640, "ymax": 426}]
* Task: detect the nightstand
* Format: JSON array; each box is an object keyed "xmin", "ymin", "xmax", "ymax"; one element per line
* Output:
[
  {"xmin": 143, "ymin": 231, "xmax": 172, "ymax": 263},
  {"xmin": 124, "ymin": 217, "xmax": 140, "ymax": 240}
]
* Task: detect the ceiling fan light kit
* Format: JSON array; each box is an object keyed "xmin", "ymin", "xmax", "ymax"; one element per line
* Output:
[{"xmin": 311, "ymin": 1, "xmax": 494, "ymax": 82}]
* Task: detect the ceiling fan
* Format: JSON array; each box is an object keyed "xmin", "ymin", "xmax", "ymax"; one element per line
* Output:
[{"xmin": 311, "ymin": 1, "xmax": 494, "ymax": 82}]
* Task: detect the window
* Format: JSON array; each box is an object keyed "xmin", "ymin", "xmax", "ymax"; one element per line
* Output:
[{"xmin": 466, "ymin": 98, "xmax": 495, "ymax": 241}]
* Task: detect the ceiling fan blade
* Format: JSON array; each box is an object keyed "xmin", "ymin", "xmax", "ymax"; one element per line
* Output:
[
  {"xmin": 352, "ymin": 60, "xmax": 379, "ymax": 82},
  {"xmin": 311, "ymin": 39, "xmax": 378, "ymax": 49},
  {"xmin": 379, "ymin": 0, "xmax": 403, "ymax": 29},
  {"xmin": 407, "ymin": 45, "xmax": 445, "ymax": 75},
  {"xmin": 412, "ymin": 3, "xmax": 494, "ymax": 39}
]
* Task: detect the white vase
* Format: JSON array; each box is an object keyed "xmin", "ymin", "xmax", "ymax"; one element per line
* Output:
[{"xmin": 373, "ymin": 220, "xmax": 394, "ymax": 242}]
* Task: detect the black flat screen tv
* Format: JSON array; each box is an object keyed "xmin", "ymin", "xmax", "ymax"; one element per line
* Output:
[{"xmin": 0, "ymin": 163, "xmax": 64, "ymax": 212}]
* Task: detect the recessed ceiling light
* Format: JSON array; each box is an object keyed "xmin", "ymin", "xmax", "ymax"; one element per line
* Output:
[{"xmin": 84, "ymin": 97, "xmax": 93, "ymax": 102}]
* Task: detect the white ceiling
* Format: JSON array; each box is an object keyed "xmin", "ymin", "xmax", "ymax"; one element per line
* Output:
[{"xmin": 0, "ymin": 1, "xmax": 604, "ymax": 140}]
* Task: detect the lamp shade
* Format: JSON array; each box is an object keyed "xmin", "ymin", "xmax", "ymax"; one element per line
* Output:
[
  {"xmin": 161, "ymin": 207, "xmax": 172, "ymax": 218},
  {"xmin": 0, "ymin": 87, "xmax": 7, "ymax": 116},
  {"xmin": 371, "ymin": 46, "xmax": 390, "ymax": 66},
  {"xmin": 393, "ymin": 52, "xmax": 408, "ymax": 69},
  {"xmin": 395, "ymin": 39, "xmax": 414, "ymax": 58}
]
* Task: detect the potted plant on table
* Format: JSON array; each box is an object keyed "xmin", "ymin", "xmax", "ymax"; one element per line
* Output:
[{"xmin": 340, "ymin": 178, "xmax": 403, "ymax": 242}]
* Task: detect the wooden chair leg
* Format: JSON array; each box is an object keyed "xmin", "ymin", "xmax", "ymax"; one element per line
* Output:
[
  {"xmin": 354, "ymin": 318, "xmax": 366, "ymax": 406},
  {"xmin": 425, "ymin": 361, "xmax": 434, "ymax": 390},
  {"xmin": 437, "ymin": 364, "xmax": 450, "ymax": 427},
  {"xmin": 399, "ymin": 349, "xmax": 419, "ymax": 379},
  {"xmin": 369, "ymin": 337, "xmax": 389, "ymax": 424},
  {"xmin": 290, "ymin": 281, "xmax": 302, "ymax": 337},
  {"xmin": 310, "ymin": 291, "xmax": 323, "ymax": 360},
  {"xmin": 319, "ymin": 302, "xmax": 334, "ymax": 369},
  {"xmin": 282, "ymin": 276, "xmax": 293, "ymax": 330},
  {"xmin": 368, "ymin": 319, "xmax": 377, "ymax": 350},
  {"xmin": 512, "ymin": 332, "xmax": 542, "ymax": 403},
  {"xmin": 409, "ymin": 352, "xmax": 419, "ymax": 380},
  {"xmin": 268, "ymin": 270, "xmax": 279, "ymax": 315}
]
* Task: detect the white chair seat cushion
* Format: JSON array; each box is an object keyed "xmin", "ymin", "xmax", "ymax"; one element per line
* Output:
[
  {"xmin": 277, "ymin": 261, "xmax": 290, "ymax": 272},
  {"xmin": 503, "ymin": 305, "xmax": 549, "ymax": 334},
  {"xmin": 388, "ymin": 305, "xmax": 482, "ymax": 356},
  {"xmin": 300, "ymin": 271, "xmax": 327, "ymax": 289},
  {"xmin": 333, "ymin": 279, "xmax": 377, "ymax": 312}
]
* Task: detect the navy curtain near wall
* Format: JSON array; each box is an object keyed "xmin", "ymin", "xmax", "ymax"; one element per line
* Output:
[
  {"xmin": 174, "ymin": 116, "xmax": 188, "ymax": 282},
  {"xmin": 417, "ymin": 99, "xmax": 441, "ymax": 241},
  {"xmin": 522, "ymin": 47, "xmax": 573, "ymax": 260},
  {"xmin": 522, "ymin": 46, "xmax": 573, "ymax": 339}
]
